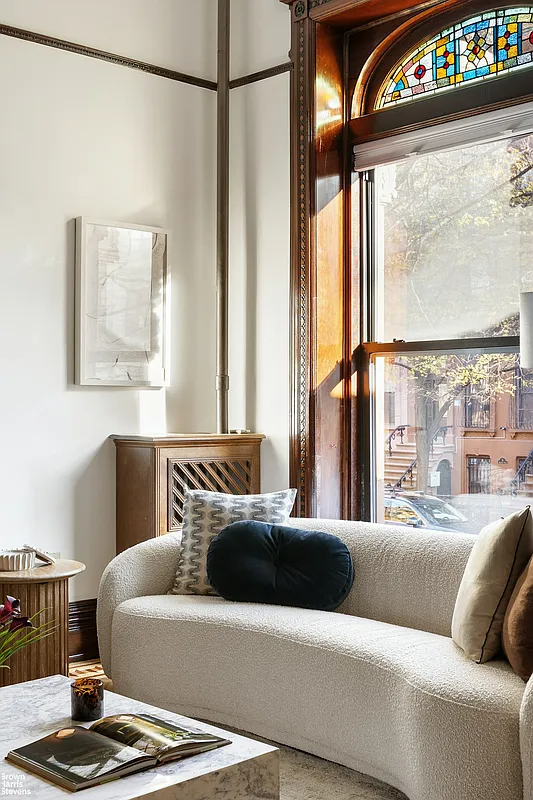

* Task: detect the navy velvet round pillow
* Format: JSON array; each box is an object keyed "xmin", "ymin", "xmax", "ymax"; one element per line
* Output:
[{"xmin": 206, "ymin": 521, "xmax": 354, "ymax": 611}]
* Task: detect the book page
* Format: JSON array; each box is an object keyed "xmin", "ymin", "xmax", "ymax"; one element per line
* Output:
[
  {"xmin": 90, "ymin": 715, "xmax": 229, "ymax": 760},
  {"xmin": 9, "ymin": 727, "xmax": 153, "ymax": 789}
]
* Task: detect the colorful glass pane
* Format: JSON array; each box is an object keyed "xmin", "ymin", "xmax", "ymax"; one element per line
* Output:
[{"xmin": 368, "ymin": 7, "xmax": 533, "ymax": 112}]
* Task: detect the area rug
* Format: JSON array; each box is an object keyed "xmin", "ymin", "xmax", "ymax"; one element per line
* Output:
[
  {"xmin": 70, "ymin": 662, "xmax": 407, "ymax": 799},
  {"xmin": 245, "ymin": 732, "xmax": 408, "ymax": 800}
]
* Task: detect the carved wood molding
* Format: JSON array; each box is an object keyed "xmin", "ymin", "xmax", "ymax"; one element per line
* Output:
[
  {"xmin": 282, "ymin": 0, "xmax": 354, "ymax": 20},
  {"xmin": 293, "ymin": 1, "xmax": 309, "ymax": 20},
  {"xmin": 290, "ymin": 17, "xmax": 305, "ymax": 515},
  {"xmin": 281, "ymin": 0, "xmax": 456, "ymax": 26},
  {"xmin": 289, "ymin": 16, "xmax": 315, "ymax": 517},
  {"xmin": 281, "ymin": 0, "xmax": 350, "ymax": 13},
  {"xmin": 309, "ymin": 0, "xmax": 338, "ymax": 10}
]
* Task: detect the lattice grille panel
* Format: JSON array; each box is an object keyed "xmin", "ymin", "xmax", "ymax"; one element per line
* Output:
[{"xmin": 170, "ymin": 459, "xmax": 253, "ymax": 529}]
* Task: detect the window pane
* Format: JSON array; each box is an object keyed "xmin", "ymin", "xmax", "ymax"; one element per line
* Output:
[
  {"xmin": 374, "ymin": 351, "xmax": 533, "ymax": 534},
  {"xmin": 376, "ymin": 134, "xmax": 533, "ymax": 342}
]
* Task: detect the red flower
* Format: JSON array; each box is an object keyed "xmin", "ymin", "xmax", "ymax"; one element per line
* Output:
[
  {"xmin": 9, "ymin": 616, "xmax": 33, "ymax": 633},
  {"xmin": 0, "ymin": 596, "xmax": 21, "ymax": 626}
]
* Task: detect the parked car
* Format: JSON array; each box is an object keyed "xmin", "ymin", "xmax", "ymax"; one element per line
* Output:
[{"xmin": 383, "ymin": 492, "xmax": 478, "ymax": 534}]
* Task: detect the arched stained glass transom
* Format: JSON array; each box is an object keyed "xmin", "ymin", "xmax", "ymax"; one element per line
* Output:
[{"xmin": 368, "ymin": 7, "xmax": 533, "ymax": 112}]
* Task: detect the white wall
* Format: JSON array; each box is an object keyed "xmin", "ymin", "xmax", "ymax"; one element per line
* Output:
[
  {"xmin": 0, "ymin": 0, "xmax": 292, "ymax": 601},
  {"xmin": 230, "ymin": 0, "xmax": 291, "ymax": 78},
  {"xmin": 0, "ymin": 3, "xmax": 216, "ymax": 600},
  {"xmin": 229, "ymin": 1, "xmax": 291, "ymax": 491},
  {"xmin": 0, "ymin": 0, "xmax": 216, "ymax": 79}
]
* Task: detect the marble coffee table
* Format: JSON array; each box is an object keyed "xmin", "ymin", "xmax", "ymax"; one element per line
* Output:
[{"xmin": 0, "ymin": 675, "xmax": 279, "ymax": 799}]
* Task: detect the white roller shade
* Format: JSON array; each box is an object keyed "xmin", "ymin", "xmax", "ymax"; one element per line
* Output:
[
  {"xmin": 353, "ymin": 101, "xmax": 533, "ymax": 171},
  {"xmin": 521, "ymin": 292, "xmax": 533, "ymax": 369}
]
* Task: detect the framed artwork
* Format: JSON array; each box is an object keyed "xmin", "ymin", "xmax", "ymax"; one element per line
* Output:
[{"xmin": 75, "ymin": 218, "xmax": 170, "ymax": 387}]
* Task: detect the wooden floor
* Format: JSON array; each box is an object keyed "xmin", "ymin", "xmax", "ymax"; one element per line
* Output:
[{"xmin": 69, "ymin": 659, "xmax": 113, "ymax": 690}]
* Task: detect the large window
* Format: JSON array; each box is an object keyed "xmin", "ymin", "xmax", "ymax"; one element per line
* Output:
[
  {"xmin": 290, "ymin": 1, "xmax": 533, "ymax": 523},
  {"xmin": 359, "ymin": 128, "xmax": 533, "ymax": 534}
]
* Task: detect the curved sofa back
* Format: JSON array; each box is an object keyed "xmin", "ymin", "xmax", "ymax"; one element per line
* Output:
[{"xmin": 286, "ymin": 518, "xmax": 475, "ymax": 637}]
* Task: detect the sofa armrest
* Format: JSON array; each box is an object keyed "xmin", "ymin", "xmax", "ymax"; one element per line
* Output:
[
  {"xmin": 520, "ymin": 675, "xmax": 533, "ymax": 799},
  {"xmin": 97, "ymin": 534, "xmax": 181, "ymax": 678}
]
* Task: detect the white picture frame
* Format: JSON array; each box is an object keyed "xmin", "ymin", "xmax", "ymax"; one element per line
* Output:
[{"xmin": 75, "ymin": 218, "xmax": 170, "ymax": 387}]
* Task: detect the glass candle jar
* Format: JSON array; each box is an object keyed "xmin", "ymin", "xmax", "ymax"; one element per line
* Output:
[{"xmin": 71, "ymin": 678, "xmax": 104, "ymax": 722}]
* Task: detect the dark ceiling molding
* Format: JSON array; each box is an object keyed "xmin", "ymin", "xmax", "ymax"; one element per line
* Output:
[
  {"xmin": 229, "ymin": 62, "xmax": 293, "ymax": 90},
  {"xmin": 0, "ymin": 23, "xmax": 218, "ymax": 92},
  {"xmin": 0, "ymin": 23, "xmax": 292, "ymax": 94}
]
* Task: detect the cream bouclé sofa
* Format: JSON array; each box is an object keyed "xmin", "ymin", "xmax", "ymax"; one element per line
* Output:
[{"xmin": 97, "ymin": 519, "xmax": 532, "ymax": 800}]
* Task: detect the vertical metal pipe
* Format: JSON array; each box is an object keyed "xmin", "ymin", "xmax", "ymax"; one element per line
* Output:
[{"xmin": 216, "ymin": 0, "xmax": 230, "ymax": 434}]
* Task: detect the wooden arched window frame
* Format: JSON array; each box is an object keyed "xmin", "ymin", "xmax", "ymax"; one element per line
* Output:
[{"xmin": 281, "ymin": 0, "xmax": 533, "ymax": 520}]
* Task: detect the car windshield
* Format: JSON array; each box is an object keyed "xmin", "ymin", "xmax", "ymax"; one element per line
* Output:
[{"xmin": 407, "ymin": 496, "xmax": 468, "ymax": 526}]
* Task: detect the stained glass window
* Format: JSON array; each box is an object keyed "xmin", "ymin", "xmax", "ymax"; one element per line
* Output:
[{"xmin": 370, "ymin": 7, "xmax": 533, "ymax": 111}]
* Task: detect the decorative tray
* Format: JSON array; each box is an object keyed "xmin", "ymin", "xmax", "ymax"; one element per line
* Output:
[{"xmin": 0, "ymin": 550, "xmax": 36, "ymax": 571}]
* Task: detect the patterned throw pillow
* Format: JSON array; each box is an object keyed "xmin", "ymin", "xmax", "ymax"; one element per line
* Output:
[{"xmin": 169, "ymin": 489, "xmax": 297, "ymax": 596}]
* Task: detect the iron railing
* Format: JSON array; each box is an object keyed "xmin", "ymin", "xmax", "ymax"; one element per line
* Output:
[
  {"xmin": 467, "ymin": 456, "xmax": 491, "ymax": 495},
  {"xmin": 461, "ymin": 399, "xmax": 491, "ymax": 429},
  {"xmin": 507, "ymin": 448, "xmax": 533, "ymax": 496},
  {"xmin": 394, "ymin": 460, "xmax": 417, "ymax": 490},
  {"xmin": 509, "ymin": 368, "xmax": 533, "ymax": 430},
  {"xmin": 508, "ymin": 402, "xmax": 533, "ymax": 430},
  {"xmin": 385, "ymin": 425, "xmax": 410, "ymax": 457},
  {"xmin": 393, "ymin": 426, "xmax": 454, "ymax": 490},
  {"xmin": 431, "ymin": 425, "xmax": 453, "ymax": 453}
]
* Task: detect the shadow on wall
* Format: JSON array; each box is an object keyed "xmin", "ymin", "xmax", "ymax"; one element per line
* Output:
[
  {"xmin": 66, "ymin": 217, "xmax": 76, "ymax": 387},
  {"xmin": 244, "ymin": 91, "xmax": 258, "ymax": 434},
  {"xmin": 72, "ymin": 438, "xmax": 116, "ymax": 599},
  {"xmin": 165, "ymin": 94, "xmax": 217, "ymax": 435},
  {"xmin": 260, "ymin": 436, "xmax": 289, "ymax": 493}
]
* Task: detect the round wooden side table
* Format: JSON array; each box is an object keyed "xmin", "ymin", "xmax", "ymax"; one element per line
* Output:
[{"xmin": 0, "ymin": 559, "xmax": 85, "ymax": 687}]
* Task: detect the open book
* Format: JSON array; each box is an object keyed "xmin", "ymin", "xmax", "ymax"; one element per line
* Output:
[{"xmin": 6, "ymin": 714, "xmax": 231, "ymax": 792}]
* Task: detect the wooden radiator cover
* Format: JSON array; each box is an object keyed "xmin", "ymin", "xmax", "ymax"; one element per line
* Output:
[{"xmin": 112, "ymin": 434, "xmax": 264, "ymax": 553}]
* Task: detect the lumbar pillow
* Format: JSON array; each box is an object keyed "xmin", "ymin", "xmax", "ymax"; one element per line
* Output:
[
  {"xmin": 170, "ymin": 489, "xmax": 297, "ymax": 596},
  {"xmin": 452, "ymin": 506, "xmax": 533, "ymax": 663},
  {"xmin": 503, "ymin": 556, "xmax": 533, "ymax": 681},
  {"xmin": 206, "ymin": 520, "xmax": 354, "ymax": 611}
]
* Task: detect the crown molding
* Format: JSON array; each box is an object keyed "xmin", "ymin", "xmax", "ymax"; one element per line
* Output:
[{"xmin": 0, "ymin": 24, "xmax": 217, "ymax": 91}]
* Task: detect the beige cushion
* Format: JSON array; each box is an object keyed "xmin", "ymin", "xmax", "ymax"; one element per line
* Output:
[{"xmin": 452, "ymin": 506, "xmax": 533, "ymax": 663}]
